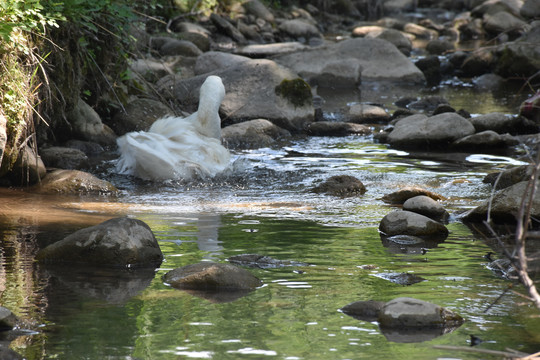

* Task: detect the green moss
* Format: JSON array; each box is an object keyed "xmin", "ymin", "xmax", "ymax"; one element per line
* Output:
[{"xmin": 275, "ymin": 78, "xmax": 312, "ymax": 108}]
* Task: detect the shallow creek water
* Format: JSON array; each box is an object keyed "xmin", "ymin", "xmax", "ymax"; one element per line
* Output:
[{"xmin": 1, "ymin": 81, "xmax": 540, "ymax": 359}]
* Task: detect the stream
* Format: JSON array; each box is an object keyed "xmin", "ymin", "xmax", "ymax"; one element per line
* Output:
[{"xmin": 1, "ymin": 77, "xmax": 539, "ymax": 359}]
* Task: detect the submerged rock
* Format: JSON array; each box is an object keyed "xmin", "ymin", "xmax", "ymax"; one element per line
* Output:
[
  {"xmin": 163, "ymin": 262, "xmax": 262, "ymax": 291},
  {"xmin": 311, "ymin": 175, "xmax": 366, "ymax": 197},
  {"xmin": 228, "ymin": 254, "xmax": 307, "ymax": 268},
  {"xmin": 36, "ymin": 217, "xmax": 163, "ymax": 268}
]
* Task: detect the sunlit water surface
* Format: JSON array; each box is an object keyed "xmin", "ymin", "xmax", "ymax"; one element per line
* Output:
[{"xmin": 1, "ymin": 84, "xmax": 539, "ymax": 359}]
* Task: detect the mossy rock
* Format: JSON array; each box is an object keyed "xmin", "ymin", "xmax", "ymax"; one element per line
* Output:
[{"xmin": 274, "ymin": 78, "xmax": 312, "ymax": 108}]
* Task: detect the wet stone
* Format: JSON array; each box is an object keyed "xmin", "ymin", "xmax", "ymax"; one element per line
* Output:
[{"xmin": 311, "ymin": 175, "xmax": 366, "ymax": 197}]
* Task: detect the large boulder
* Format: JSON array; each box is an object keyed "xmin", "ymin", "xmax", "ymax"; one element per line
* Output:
[
  {"xmin": 273, "ymin": 38, "xmax": 425, "ymax": 84},
  {"xmin": 494, "ymin": 25, "xmax": 540, "ymax": 78},
  {"xmin": 469, "ymin": 112, "xmax": 538, "ymax": 134},
  {"xmin": 157, "ymin": 59, "xmax": 314, "ymax": 132},
  {"xmin": 163, "ymin": 262, "xmax": 262, "ymax": 290},
  {"xmin": 379, "ymin": 210, "xmax": 449, "ymax": 239},
  {"xmin": 462, "ymin": 180, "xmax": 540, "ymax": 225},
  {"xmin": 222, "ymin": 119, "xmax": 291, "ymax": 149},
  {"xmin": 36, "ymin": 217, "xmax": 163, "ymax": 268},
  {"xmin": 386, "ymin": 113, "xmax": 476, "ymax": 149},
  {"xmin": 34, "ymin": 169, "xmax": 117, "ymax": 195}
]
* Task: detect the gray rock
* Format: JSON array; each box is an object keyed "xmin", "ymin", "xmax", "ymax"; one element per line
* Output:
[
  {"xmin": 65, "ymin": 140, "xmax": 104, "ymax": 156},
  {"xmin": 195, "ymin": 51, "xmax": 251, "ymax": 75},
  {"xmin": 451, "ymin": 130, "xmax": 518, "ymax": 150},
  {"xmin": 273, "ymin": 38, "xmax": 425, "ymax": 84},
  {"xmin": 67, "ymin": 98, "xmax": 117, "ymax": 146},
  {"xmin": 378, "ymin": 297, "xmax": 464, "ymax": 329},
  {"xmin": 36, "ymin": 217, "xmax": 163, "ymax": 268},
  {"xmin": 460, "ymin": 48, "xmax": 495, "ymax": 77},
  {"xmin": 163, "ymin": 262, "xmax": 262, "ymax": 290},
  {"xmin": 210, "ymin": 13, "xmax": 246, "ymax": 44},
  {"xmin": 472, "ymin": 73, "xmax": 505, "ymax": 90},
  {"xmin": 521, "ymin": 0, "xmax": 540, "ymax": 18},
  {"xmin": 159, "ymin": 38, "xmax": 202, "ymax": 57},
  {"xmin": 158, "ymin": 59, "xmax": 314, "ymax": 132},
  {"xmin": 426, "ymin": 39, "xmax": 455, "ymax": 55},
  {"xmin": 365, "ymin": 28, "xmax": 412, "ymax": 56},
  {"xmin": 6, "ymin": 145, "xmax": 46, "ymax": 185},
  {"xmin": 469, "ymin": 112, "xmax": 538, "ymax": 134},
  {"xmin": 483, "ymin": 11, "xmax": 528, "ymax": 36},
  {"xmin": 278, "ymin": 19, "xmax": 322, "ymax": 41},
  {"xmin": 471, "ymin": 0, "xmax": 522, "ymax": 17},
  {"xmin": 483, "ymin": 165, "xmax": 532, "ymax": 189},
  {"xmin": 310, "ymin": 59, "xmax": 363, "ymax": 88},
  {"xmin": 222, "ymin": 119, "xmax": 291, "ymax": 149},
  {"xmin": 340, "ymin": 300, "xmax": 386, "ymax": 321},
  {"xmin": 129, "ymin": 57, "xmax": 175, "ymax": 82},
  {"xmin": 34, "ymin": 169, "xmax": 118, "ymax": 195},
  {"xmin": 306, "ymin": 122, "xmax": 371, "ymax": 136},
  {"xmin": 381, "ymin": 187, "xmax": 446, "ymax": 204},
  {"xmin": 311, "ymin": 175, "xmax": 366, "ymax": 197},
  {"xmin": 0, "ymin": 307, "xmax": 18, "ymax": 330},
  {"xmin": 176, "ymin": 31, "xmax": 210, "ymax": 52},
  {"xmin": 403, "ymin": 23, "xmax": 438, "ymax": 39},
  {"xmin": 243, "ymin": 0, "xmax": 275, "ymax": 22},
  {"xmin": 403, "ymin": 195, "xmax": 449, "ymax": 221},
  {"xmin": 462, "ymin": 180, "xmax": 540, "ymax": 224},
  {"xmin": 346, "ymin": 104, "xmax": 390, "ymax": 123},
  {"xmin": 494, "ymin": 28, "xmax": 540, "ymax": 78},
  {"xmin": 111, "ymin": 98, "xmax": 173, "ymax": 135},
  {"xmin": 40, "ymin": 146, "xmax": 89, "ymax": 170},
  {"xmin": 387, "ymin": 113, "xmax": 475, "ymax": 149},
  {"xmin": 379, "ymin": 210, "xmax": 448, "ymax": 239}
]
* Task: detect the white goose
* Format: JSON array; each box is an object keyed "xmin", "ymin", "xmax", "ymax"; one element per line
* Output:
[{"xmin": 116, "ymin": 76, "xmax": 231, "ymax": 181}]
